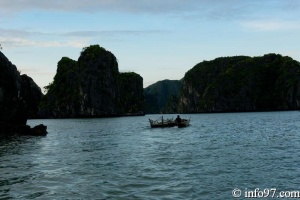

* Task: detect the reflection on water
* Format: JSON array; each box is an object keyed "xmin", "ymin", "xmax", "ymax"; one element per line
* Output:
[{"xmin": 1, "ymin": 112, "xmax": 300, "ymax": 199}]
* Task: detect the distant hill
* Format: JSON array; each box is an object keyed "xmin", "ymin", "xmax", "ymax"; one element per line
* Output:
[
  {"xmin": 144, "ymin": 79, "xmax": 182, "ymax": 114},
  {"xmin": 179, "ymin": 53, "xmax": 300, "ymax": 113}
]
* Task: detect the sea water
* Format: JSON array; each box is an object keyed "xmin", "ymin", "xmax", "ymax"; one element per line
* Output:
[{"xmin": 1, "ymin": 111, "xmax": 300, "ymax": 199}]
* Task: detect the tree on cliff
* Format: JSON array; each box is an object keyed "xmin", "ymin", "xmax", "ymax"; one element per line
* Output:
[{"xmin": 0, "ymin": 44, "xmax": 2, "ymax": 50}]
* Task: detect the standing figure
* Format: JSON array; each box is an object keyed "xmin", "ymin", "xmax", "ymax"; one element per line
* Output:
[{"xmin": 175, "ymin": 115, "xmax": 181, "ymax": 125}]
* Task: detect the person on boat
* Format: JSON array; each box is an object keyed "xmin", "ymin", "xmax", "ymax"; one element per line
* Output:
[{"xmin": 175, "ymin": 115, "xmax": 181, "ymax": 125}]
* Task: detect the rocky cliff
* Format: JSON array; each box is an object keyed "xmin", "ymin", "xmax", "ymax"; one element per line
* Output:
[
  {"xmin": 20, "ymin": 74, "xmax": 43, "ymax": 118},
  {"xmin": 179, "ymin": 54, "xmax": 300, "ymax": 113},
  {"xmin": 0, "ymin": 51, "xmax": 45, "ymax": 135},
  {"xmin": 119, "ymin": 72, "xmax": 145, "ymax": 115},
  {"xmin": 144, "ymin": 80, "xmax": 182, "ymax": 114},
  {"xmin": 0, "ymin": 51, "xmax": 25, "ymax": 127},
  {"xmin": 39, "ymin": 57, "xmax": 80, "ymax": 118},
  {"xmin": 41, "ymin": 45, "xmax": 145, "ymax": 117}
]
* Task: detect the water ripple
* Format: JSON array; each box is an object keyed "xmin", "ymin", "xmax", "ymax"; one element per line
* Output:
[{"xmin": 1, "ymin": 112, "xmax": 300, "ymax": 199}]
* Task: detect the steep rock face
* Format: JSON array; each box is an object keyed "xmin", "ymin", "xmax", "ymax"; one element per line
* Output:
[
  {"xmin": 20, "ymin": 74, "xmax": 43, "ymax": 118},
  {"xmin": 40, "ymin": 57, "xmax": 80, "ymax": 118},
  {"xmin": 78, "ymin": 45, "xmax": 120, "ymax": 116},
  {"xmin": 144, "ymin": 80, "xmax": 182, "ymax": 114},
  {"xmin": 179, "ymin": 54, "xmax": 300, "ymax": 113},
  {"xmin": 119, "ymin": 72, "xmax": 145, "ymax": 115},
  {"xmin": 0, "ymin": 51, "xmax": 25, "ymax": 127},
  {"xmin": 41, "ymin": 45, "xmax": 145, "ymax": 117},
  {"xmin": 0, "ymin": 51, "xmax": 45, "ymax": 135}
]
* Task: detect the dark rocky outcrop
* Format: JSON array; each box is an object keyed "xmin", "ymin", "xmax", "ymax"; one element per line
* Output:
[
  {"xmin": 0, "ymin": 51, "xmax": 25, "ymax": 127},
  {"xmin": 144, "ymin": 79, "xmax": 182, "ymax": 114},
  {"xmin": 20, "ymin": 74, "xmax": 43, "ymax": 118},
  {"xmin": 0, "ymin": 51, "xmax": 46, "ymax": 135},
  {"xmin": 119, "ymin": 72, "xmax": 145, "ymax": 115},
  {"xmin": 39, "ymin": 57, "xmax": 80, "ymax": 118},
  {"xmin": 40, "ymin": 45, "xmax": 145, "ymax": 118},
  {"xmin": 14, "ymin": 124, "xmax": 47, "ymax": 136},
  {"xmin": 178, "ymin": 54, "xmax": 300, "ymax": 113},
  {"xmin": 78, "ymin": 45, "xmax": 120, "ymax": 116}
]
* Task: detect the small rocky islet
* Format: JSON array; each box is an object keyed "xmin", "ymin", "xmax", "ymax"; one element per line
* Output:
[
  {"xmin": 0, "ymin": 50, "xmax": 46, "ymax": 136},
  {"xmin": 1, "ymin": 44, "xmax": 300, "ymax": 136}
]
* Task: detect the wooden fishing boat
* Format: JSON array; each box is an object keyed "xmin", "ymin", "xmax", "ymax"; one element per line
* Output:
[
  {"xmin": 149, "ymin": 116, "xmax": 176, "ymax": 128},
  {"xmin": 177, "ymin": 118, "xmax": 191, "ymax": 128},
  {"xmin": 149, "ymin": 116, "xmax": 191, "ymax": 128}
]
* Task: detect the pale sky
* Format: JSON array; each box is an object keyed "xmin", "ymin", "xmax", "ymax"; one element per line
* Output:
[{"xmin": 1, "ymin": 0, "xmax": 300, "ymax": 90}]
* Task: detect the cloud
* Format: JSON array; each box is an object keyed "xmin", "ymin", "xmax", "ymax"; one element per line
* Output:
[
  {"xmin": 1, "ymin": 0, "xmax": 298, "ymax": 25},
  {"xmin": 18, "ymin": 67, "xmax": 54, "ymax": 76},
  {"xmin": 241, "ymin": 20, "xmax": 300, "ymax": 31},
  {"xmin": 0, "ymin": 28, "xmax": 50, "ymax": 38},
  {"xmin": 0, "ymin": 0, "xmax": 276, "ymax": 17},
  {"xmin": 61, "ymin": 30, "xmax": 167, "ymax": 37},
  {"xmin": 0, "ymin": 28, "xmax": 165, "ymax": 49},
  {"xmin": 0, "ymin": 36, "xmax": 87, "ymax": 48},
  {"xmin": 281, "ymin": 0, "xmax": 300, "ymax": 11},
  {"xmin": 0, "ymin": 28, "xmax": 165, "ymax": 38},
  {"xmin": 0, "ymin": 0, "xmax": 202, "ymax": 14}
]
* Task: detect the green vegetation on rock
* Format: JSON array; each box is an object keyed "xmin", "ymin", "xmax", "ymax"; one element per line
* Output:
[
  {"xmin": 144, "ymin": 80, "xmax": 182, "ymax": 114},
  {"xmin": 40, "ymin": 45, "xmax": 145, "ymax": 118},
  {"xmin": 80, "ymin": 45, "xmax": 109, "ymax": 59},
  {"xmin": 119, "ymin": 72, "xmax": 145, "ymax": 114},
  {"xmin": 40, "ymin": 57, "xmax": 80, "ymax": 117},
  {"xmin": 179, "ymin": 53, "xmax": 300, "ymax": 113}
]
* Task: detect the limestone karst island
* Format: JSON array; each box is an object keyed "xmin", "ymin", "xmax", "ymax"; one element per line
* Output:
[{"xmin": 1, "ymin": 44, "xmax": 300, "ymax": 135}]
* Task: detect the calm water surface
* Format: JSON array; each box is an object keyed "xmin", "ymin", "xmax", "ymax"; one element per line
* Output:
[{"xmin": 1, "ymin": 112, "xmax": 300, "ymax": 199}]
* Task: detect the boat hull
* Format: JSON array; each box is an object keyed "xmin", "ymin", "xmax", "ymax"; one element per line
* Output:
[
  {"xmin": 149, "ymin": 118, "xmax": 176, "ymax": 128},
  {"xmin": 177, "ymin": 119, "xmax": 190, "ymax": 128},
  {"xmin": 149, "ymin": 117, "xmax": 190, "ymax": 128}
]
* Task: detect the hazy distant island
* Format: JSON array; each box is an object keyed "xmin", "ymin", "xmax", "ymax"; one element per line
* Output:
[
  {"xmin": 1, "ymin": 44, "xmax": 300, "ymax": 135},
  {"xmin": 144, "ymin": 79, "xmax": 182, "ymax": 114}
]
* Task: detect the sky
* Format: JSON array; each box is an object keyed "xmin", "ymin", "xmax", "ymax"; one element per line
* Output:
[{"xmin": 1, "ymin": 0, "xmax": 300, "ymax": 91}]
